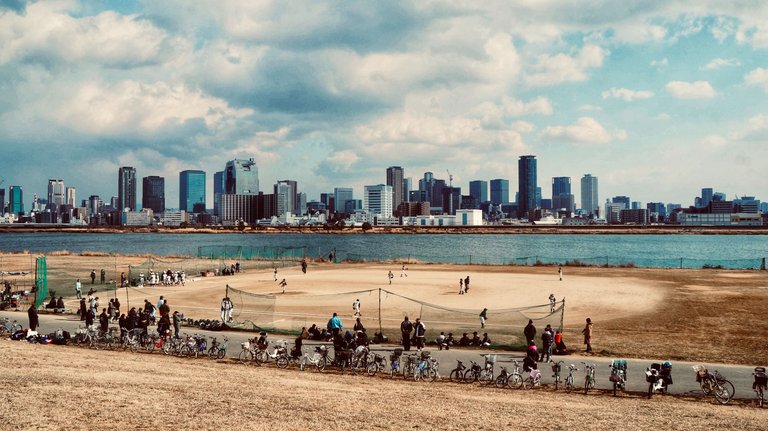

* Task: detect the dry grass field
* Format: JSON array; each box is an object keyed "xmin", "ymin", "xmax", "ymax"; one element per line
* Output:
[
  {"xmin": 2, "ymin": 339, "xmax": 766, "ymax": 431},
  {"xmin": 3, "ymin": 252, "xmax": 768, "ymax": 364}
]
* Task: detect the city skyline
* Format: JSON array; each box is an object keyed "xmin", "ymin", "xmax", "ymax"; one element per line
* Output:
[{"xmin": 1, "ymin": 2, "xmax": 768, "ymax": 207}]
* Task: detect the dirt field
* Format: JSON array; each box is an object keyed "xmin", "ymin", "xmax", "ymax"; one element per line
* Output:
[
  {"xmin": 2, "ymin": 339, "xmax": 766, "ymax": 430},
  {"xmin": 3, "ymin": 252, "xmax": 768, "ymax": 364}
]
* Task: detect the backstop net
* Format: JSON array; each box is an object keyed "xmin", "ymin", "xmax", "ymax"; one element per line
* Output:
[{"xmin": 225, "ymin": 286, "xmax": 564, "ymax": 347}]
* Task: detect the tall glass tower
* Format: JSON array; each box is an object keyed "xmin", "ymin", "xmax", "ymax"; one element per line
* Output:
[
  {"xmin": 517, "ymin": 155, "xmax": 538, "ymax": 218},
  {"xmin": 180, "ymin": 170, "xmax": 206, "ymax": 213},
  {"xmin": 490, "ymin": 179, "xmax": 509, "ymax": 204},
  {"xmin": 9, "ymin": 185, "xmax": 23, "ymax": 215},
  {"xmin": 386, "ymin": 166, "xmax": 405, "ymax": 213},
  {"xmin": 213, "ymin": 171, "xmax": 224, "ymax": 216},
  {"xmin": 469, "ymin": 180, "xmax": 488, "ymax": 205},
  {"xmin": 118, "ymin": 167, "xmax": 137, "ymax": 211},
  {"xmin": 225, "ymin": 158, "xmax": 259, "ymax": 195},
  {"xmin": 142, "ymin": 176, "xmax": 165, "ymax": 213},
  {"xmin": 581, "ymin": 174, "xmax": 599, "ymax": 216}
]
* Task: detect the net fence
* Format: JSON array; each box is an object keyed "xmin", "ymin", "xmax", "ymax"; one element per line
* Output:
[
  {"xmin": 225, "ymin": 286, "xmax": 564, "ymax": 347},
  {"xmin": 127, "ymin": 256, "xmax": 291, "ymax": 285},
  {"xmin": 198, "ymin": 245, "xmax": 307, "ymax": 261}
]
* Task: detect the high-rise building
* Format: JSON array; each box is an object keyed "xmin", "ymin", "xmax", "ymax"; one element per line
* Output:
[
  {"xmin": 334, "ymin": 187, "xmax": 353, "ymax": 213},
  {"xmin": 386, "ymin": 166, "xmax": 405, "ymax": 214},
  {"xmin": 612, "ymin": 196, "xmax": 630, "ymax": 210},
  {"xmin": 580, "ymin": 174, "xmax": 599, "ymax": 217},
  {"xmin": 552, "ymin": 177, "xmax": 575, "ymax": 212},
  {"xmin": 297, "ymin": 192, "xmax": 307, "ymax": 216},
  {"xmin": 47, "ymin": 179, "xmax": 65, "ymax": 211},
  {"xmin": 431, "ymin": 179, "xmax": 446, "ymax": 209},
  {"xmin": 142, "ymin": 176, "xmax": 166, "ymax": 213},
  {"xmin": 441, "ymin": 187, "xmax": 461, "ymax": 215},
  {"xmin": 213, "ymin": 171, "xmax": 224, "ymax": 216},
  {"xmin": 88, "ymin": 195, "xmax": 101, "ymax": 216},
  {"xmin": 364, "ymin": 184, "xmax": 393, "ymax": 218},
  {"xmin": 0, "ymin": 188, "xmax": 5, "ymax": 214},
  {"xmin": 225, "ymin": 158, "xmax": 259, "ymax": 195},
  {"xmin": 517, "ymin": 155, "xmax": 537, "ymax": 218},
  {"xmin": 118, "ymin": 167, "xmax": 137, "ymax": 212},
  {"xmin": 274, "ymin": 180, "xmax": 297, "ymax": 216},
  {"xmin": 490, "ymin": 179, "xmax": 509, "ymax": 204},
  {"xmin": 180, "ymin": 170, "xmax": 206, "ymax": 213},
  {"xmin": 418, "ymin": 172, "xmax": 434, "ymax": 203},
  {"xmin": 65, "ymin": 187, "xmax": 76, "ymax": 208},
  {"xmin": 700, "ymin": 188, "xmax": 714, "ymax": 208},
  {"xmin": 403, "ymin": 177, "xmax": 412, "ymax": 203},
  {"xmin": 9, "ymin": 185, "xmax": 23, "ymax": 215},
  {"xmin": 469, "ymin": 180, "xmax": 488, "ymax": 206}
]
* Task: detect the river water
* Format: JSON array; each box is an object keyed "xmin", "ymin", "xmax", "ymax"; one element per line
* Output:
[{"xmin": 0, "ymin": 232, "xmax": 765, "ymax": 269}]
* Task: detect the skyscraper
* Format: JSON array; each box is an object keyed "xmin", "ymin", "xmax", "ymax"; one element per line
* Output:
[
  {"xmin": 274, "ymin": 180, "xmax": 297, "ymax": 216},
  {"xmin": 700, "ymin": 188, "xmax": 714, "ymax": 208},
  {"xmin": 179, "ymin": 170, "xmax": 206, "ymax": 213},
  {"xmin": 118, "ymin": 167, "xmax": 137, "ymax": 211},
  {"xmin": 418, "ymin": 172, "xmax": 434, "ymax": 203},
  {"xmin": 225, "ymin": 158, "xmax": 259, "ymax": 195},
  {"xmin": 517, "ymin": 155, "xmax": 537, "ymax": 218},
  {"xmin": 386, "ymin": 166, "xmax": 405, "ymax": 214},
  {"xmin": 65, "ymin": 187, "xmax": 76, "ymax": 208},
  {"xmin": 364, "ymin": 184, "xmax": 393, "ymax": 218},
  {"xmin": 441, "ymin": 187, "xmax": 461, "ymax": 215},
  {"xmin": 469, "ymin": 180, "xmax": 488, "ymax": 206},
  {"xmin": 402, "ymin": 177, "xmax": 412, "ymax": 203},
  {"xmin": 9, "ymin": 185, "xmax": 23, "ymax": 215},
  {"xmin": 213, "ymin": 171, "xmax": 224, "ymax": 216},
  {"xmin": 0, "ymin": 188, "xmax": 5, "ymax": 214},
  {"xmin": 47, "ymin": 179, "xmax": 65, "ymax": 211},
  {"xmin": 334, "ymin": 187, "xmax": 353, "ymax": 213},
  {"xmin": 552, "ymin": 177, "xmax": 575, "ymax": 212},
  {"xmin": 88, "ymin": 195, "xmax": 101, "ymax": 216},
  {"xmin": 612, "ymin": 195, "xmax": 630, "ymax": 209},
  {"xmin": 142, "ymin": 176, "xmax": 165, "ymax": 213},
  {"xmin": 581, "ymin": 174, "xmax": 599, "ymax": 217},
  {"xmin": 490, "ymin": 179, "xmax": 509, "ymax": 204}
]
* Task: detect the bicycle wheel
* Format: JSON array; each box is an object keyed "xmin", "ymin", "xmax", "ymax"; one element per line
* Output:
[
  {"xmin": 179, "ymin": 345, "xmax": 192, "ymax": 357},
  {"xmin": 479, "ymin": 370, "xmax": 494, "ymax": 385},
  {"xmin": 565, "ymin": 376, "xmax": 574, "ymax": 393},
  {"xmin": 316, "ymin": 356, "xmax": 326, "ymax": 372},
  {"xmin": 507, "ymin": 373, "xmax": 523, "ymax": 389},
  {"xmin": 713, "ymin": 380, "xmax": 735, "ymax": 405},
  {"xmin": 255, "ymin": 350, "xmax": 268, "ymax": 364},
  {"xmin": 495, "ymin": 374, "xmax": 508, "ymax": 389},
  {"xmin": 146, "ymin": 341, "xmax": 156, "ymax": 354},
  {"xmin": 238, "ymin": 349, "xmax": 253, "ymax": 363},
  {"xmin": 759, "ymin": 387, "xmax": 764, "ymax": 407},
  {"xmin": 584, "ymin": 377, "xmax": 590, "ymax": 394},
  {"xmin": 463, "ymin": 369, "xmax": 478, "ymax": 384},
  {"xmin": 217, "ymin": 348, "xmax": 226, "ymax": 360},
  {"xmin": 162, "ymin": 342, "xmax": 172, "ymax": 355},
  {"xmin": 366, "ymin": 362, "xmax": 378, "ymax": 377},
  {"xmin": 554, "ymin": 375, "xmax": 559, "ymax": 391},
  {"xmin": 276, "ymin": 356, "xmax": 289, "ymax": 369},
  {"xmin": 449, "ymin": 369, "xmax": 463, "ymax": 383},
  {"xmin": 613, "ymin": 382, "xmax": 618, "ymax": 397}
]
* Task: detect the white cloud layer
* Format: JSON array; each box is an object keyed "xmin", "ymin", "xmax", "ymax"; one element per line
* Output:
[
  {"xmin": 541, "ymin": 117, "xmax": 626, "ymax": 145},
  {"xmin": 744, "ymin": 68, "xmax": 768, "ymax": 92},
  {"xmin": 665, "ymin": 80, "xmax": 716, "ymax": 99},
  {"xmin": 601, "ymin": 88, "xmax": 655, "ymax": 102}
]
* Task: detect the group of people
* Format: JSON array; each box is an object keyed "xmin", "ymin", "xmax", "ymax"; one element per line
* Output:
[
  {"xmin": 134, "ymin": 270, "xmax": 186, "ymax": 287},
  {"xmin": 221, "ymin": 262, "xmax": 241, "ymax": 276},
  {"xmin": 458, "ymin": 275, "xmax": 471, "ymax": 294},
  {"xmin": 435, "ymin": 331, "xmax": 491, "ymax": 349},
  {"xmin": 399, "ymin": 315, "xmax": 427, "ymax": 350},
  {"xmin": 89, "ymin": 269, "xmax": 106, "ymax": 285}
]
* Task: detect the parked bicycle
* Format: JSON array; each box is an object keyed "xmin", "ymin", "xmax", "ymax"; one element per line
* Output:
[
  {"xmin": 693, "ymin": 364, "xmax": 734, "ymax": 404},
  {"xmin": 464, "ymin": 355, "xmax": 494, "ymax": 384},
  {"xmin": 564, "ymin": 364, "xmax": 578, "ymax": 393},
  {"xmin": 389, "ymin": 348, "xmax": 403, "ymax": 378},
  {"xmin": 495, "ymin": 360, "xmax": 523, "ymax": 389},
  {"xmin": 0, "ymin": 318, "xmax": 22, "ymax": 334},
  {"xmin": 646, "ymin": 361, "xmax": 673, "ymax": 399},
  {"xmin": 366, "ymin": 353, "xmax": 387, "ymax": 376},
  {"xmin": 551, "ymin": 361, "xmax": 564, "ymax": 390},
  {"xmin": 449, "ymin": 360, "xmax": 467, "ymax": 383},
  {"xmin": 413, "ymin": 350, "xmax": 439, "ymax": 382},
  {"xmin": 300, "ymin": 346, "xmax": 329, "ymax": 372},
  {"xmin": 609, "ymin": 359, "xmax": 628, "ymax": 396},
  {"xmin": 753, "ymin": 366, "xmax": 766, "ymax": 407},
  {"xmin": 207, "ymin": 336, "xmax": 228, "ymax": 360},
  {"xmin": 582, "ymin": 362, "xmax": 596, "ymax": 394}
]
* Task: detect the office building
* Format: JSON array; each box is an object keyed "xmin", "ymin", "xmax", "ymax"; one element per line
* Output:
[
  {"xmin": 0, "ymin": 188, "xmax": 5, "ymax": 214},
  {"xmin": 403, "ymin": 177, "xmax": 412, "ymax": 203},
  {"xmin": 9, "ymin": 186, "xmax": 23, "ymax": 215},
  {"xmin": 180, "ymin": 170, "xmax": 206, "ymax": 213},
  {"xmin": 47, "ymin": 179, "xmax": 65, "ymax": 212},
  {"xmin": 66, "ymin": 187, "xmax": 76, "ymax": 208},
  {"xmin": 118, "ymin": 167, "xmax": 137, "ymax": 212},
  {"xmin": 142, "ymin": 176, "xmax": 166, "ymax": 213},
  {"xmin": 219, "ymin": 195, "xmax": 258, "ymax": 224},
  {"xmin": 88, "ymin": 195, "xmax": 101, "ymax": 216},
  {"xmin": 551, "ymin": 176, "xmax": 574, "ymax": 213},
  {"xmin": 213, "ymin": 171, "xmax": 224, "ymax": 216},
  {"xmin": 386, "ymin": 166, "xmax": 405, "ymax": 214},
  {"xmin": 469, "ymin": 180, "xmax": 488, "ymax": 206},
  {"xmin": 364, "ymin": 184, "xmax": 393, "ymax": 218},
  {"xmin": 490, "ymin": 179, "xmax": 509, "ymax": 204},
  {"xmin": 297, "ymin": 192, "xmax": 307, "ymax": 216},
  {"xmin": 334, "ymin": 187, "xmax": 353, "ymax": 213},
  {"xmin": 344, "ymin": 199, "xmax": 363, "ymax": 214},
  {"xmin": 700, "ymin": 188, "xmax": 714, "ymax": 208},
  {"xmin": 225, "ymin": 158, "xmax": 259, "ymax": 195},
  {"xmin": 581, "ymin": 174, "xmax": 599, "ymax": 217},
  {"xmin": 441, "ymin": 187, "xmax": 461, "ymax": 215},
  {"xmin": 517, "ymin": 155, "xmax": 538, "ymax": 218},
  {"xmin": 612, "ymin": 196, "xmax": 630, "ymax": 210},
  {"xmin": 274, "ymin": 180, "xmax": 297, "ymax": 216},
  {"xmin": 647, "ymin": 202, "xmax": 667, "ymax": 221},
  {"xmin": 431, "ymin": 179, "xmax": 446, "ymax": 209},
  {"xmin": 418, "ymin": 172, "xmax": 434, "ymax": 203}
]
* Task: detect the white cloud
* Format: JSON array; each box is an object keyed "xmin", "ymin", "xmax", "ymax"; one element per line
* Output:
[
  {"xmin": 541, "ymin": 117, "xmax": 626, "ymax": 145},
  {"xmin": 650, "ymin": 58, "xmax": 669, "ymax": 68},
  {"xmin": 656, "ymin": 113, "xmax": 672, "ymax": 121},
  {"xmin": 318, "ymin": 150, "xmax": 360, "ymax": 173},
  {"xmin": 578, "ymin": 104, "xmax": 603, "ymax": 112},
  {"xmin": 601, "ymin": 88, "xmax": 654, "ymax": 102},
  {"xmin": 665, "ymin": 80, "xmax": 716, "ymax": 99},
  {"xmin": 700, "ymin": 58, "xmax": 741, "ymax": 70},
  {"xmin": 744, "ymin": 68, "xmax": 768, "ymax": 92},
  {"xmin": 525, "ymin": 44, "xmax": 608, "ymax": 87}
]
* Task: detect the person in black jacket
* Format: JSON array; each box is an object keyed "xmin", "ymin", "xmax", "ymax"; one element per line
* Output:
[
  {"xmin": 99, "ymin": 308, "xmax": 109, "ymax": 333},
  {"xmin": 400, "ymin": 316, "xmax": 413, "ymax": 351},
  {"xmin": 79, "ymin": 298, "xmax": 87, "ymax": 321},
  {"xmin": 523, "ymin": 319, "xmax": 537, "ymax": 343},
  {"xmin": 28, "ymin": 304, "xmax": 39, "ymax": 331},
  {"xmin": 85, "ymin": 308, "xmax": 95, "ymax": 328}
]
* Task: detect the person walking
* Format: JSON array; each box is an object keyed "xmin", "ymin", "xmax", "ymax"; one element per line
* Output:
[
  {"xmin": 400, "ymin": 316, "xmax": 413, "ymax": 351},
  {"xmin": 274, "ymin": 267, "xmax": 278, "ymax": 282},
  {"xmin": 414, "ymin": 317, "xmax": 426, "ymax": 350},
  {"xmin": 279, "ymin": 278, "xmax": 287, "ymax": 294},
  {"xmin": 28, "ymin": 304, "xmax": 39, "ymax": 331},
  {"xmin": 328, "ymin": 312, "xmax": 342, "ymax": 337},
  {"xmin": 90, "ymin": 270, "xmax": 96, "ymax": 284},
  {"xmin": 548, "ymin": 294, "xmax": 556, "ymax": 313},
  {"xmin": 523, "ymin": 319, "xmax": 537, "ymax": 344},
  {"xmin": 301, "ymin": 259, "xmax": 307, "ymax": 274},
  {"xmin": 388, "ymin": 271, "xmax": 394, "ymax": 284},
  {"xmin": 120, "ymin": 272, "xmax": 127, "ymax": 288},
  {"xmin": 558, "ymin": 266, "xmax": 563, "ymax": 281},
  {"xmin": 352, "ymin": 298, "xmax": 361, "ymax": 317},
  {"xmin": 582, "ymin": 318, "xmax": 593, "ymax": 353},
  {"xmin": 100, "ymin": 269, "xmax": 106, "ymax": 284},
  {"xmin": 401, "ymin": 265, "xmax": 408, "ymax": 277},
  {"xmin": 75, "ymin": 279, "xmax": 82, "ymax": 299},
  {"xmin": 464, "ymin": 275, "xmax": 470, "ymax": 293},
  {"xmin": 479, "ymin": 308, "xmax": 488, "ymax": 328},
  {"xmin": 458, "ymin": 278, "xmax": 464, "ymax": 294}
]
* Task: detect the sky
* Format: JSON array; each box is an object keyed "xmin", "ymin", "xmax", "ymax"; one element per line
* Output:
[{"xmin": 1, "ymin": 0, "xmax": 768, "ymax": 210}]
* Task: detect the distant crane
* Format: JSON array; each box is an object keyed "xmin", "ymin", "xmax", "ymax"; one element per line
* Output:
[
  {"xmin": 446, "ymin": 169, "xmax": 454, "ymax": 215},
  {"xmin": 446, "ymin": 169, "xmax": 453, "ymax": 188}
]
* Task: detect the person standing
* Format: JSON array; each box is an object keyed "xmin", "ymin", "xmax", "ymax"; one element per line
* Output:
[
  {"xmin": 352, "ymin": 298, "xmax": 361, "ymax": 317},
  {"xmin": 301, "ymin": 259, "xmax": 307, "ymax": 274},
  {"xmin": 99, "ymin": 308, "xmax": 109, "ymax": 333},
  {"xmin": 548, "ymin": 294, "xmax": 556, "ymax": 313},
  {"xmin": 172, "ymin": 311, "xmax": 181, "ymax": 338},
  {"xmin": 401, "ymin": 265, "xmax": 408, "ymax": 277},
  {"xmin": 328, "ymin": 312, "xmax": 342, "ymax": 337},
  {"xmin": 28, "ymin": 304, "xmax": 39, "ymax": 331},
  {"xmin": 159, "ymin": 299, "xmax": 170, "ymax": 318},
  {"xmin": 156, "ymin": 296, "xmax": 165, "ymax": 315},
  {"xmin": 400, "ymin": 316, "xmax": 413, "ymax": 351},
  {"xmin": 85, "ymin": 307, "xmax": 95, "ymax": 328},
  {"xmin": 79, "ymin": 298, "xmax": 87, "ymax": 321},
  {"xmin": 558, "ymin": 266, "xmax": 563, "ymax": 282},
  {"xmin": 582, "ymin": 318, "xmax": 593, "ymax": 353},
  {"xmin": 523, "ymin": 319, "xmax": 537, "ymax": 344},
  {"xmin": 75, "ymin": 279, "xmax": 82, "ymax": 299},
  {"xmin": 414, "ymin": 317, "xmax": 426, "ymax": 350},
  {"xmin": 274, "ymin": 267, "xmax": 278, "ymax": 282},
  {"xmin": 464, "ymin": 275, "xmax": 470, "ymax": 293},
  {"xmin": 540, "ymin": 324, "xmax": 553, "ymax": 362},
  {"xmin": 120, "ymin": 272, "xmax": 126, "ymax": 288},
  {"xmin": 479, "ymin": 308, "xmax": 488, "ymax": 328},
  {"xmin": 458, "ymin": 278, "xmax": 464, "ymax": 294},
  {"xmin": 100, "ymin": 269, "xmax": 106, "ymax": 284},
  {"xmin": 90, "ymin": 270, "xmax": 96, "ymax": 284},
  {"xmin": 279, "ymin": 278, "xmax": 288, "ymax": 294},
  {"xmin": 388, "ymin": 271, "xmax": 394, "ymax": 284}
]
